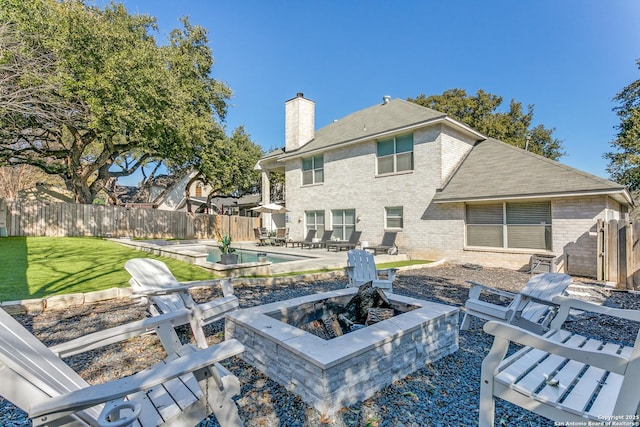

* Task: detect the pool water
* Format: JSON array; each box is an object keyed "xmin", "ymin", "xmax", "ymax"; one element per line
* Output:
[{"xmin": 206, "ymin": 247, "xmax": 306, "ymax": 264}]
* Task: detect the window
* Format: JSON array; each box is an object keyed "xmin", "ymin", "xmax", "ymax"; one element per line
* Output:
[
  {"xmin": 305, "ymin": 210, "xmax": 325, "ymax": 235},
  {"xmin": 385, "ymin": 206, "xmax": 403, "ymax": 229},
  {"xmin": 302, "ymin": 155, "xmax": 324, "ymax": 185},
  {"xmin": 332, "ymin": 209, "xmax": 356, "ymax": 240},
  {"xmin": 466, "ymin": 202, "xmax": 552, "ymax": 250},
  {"xmin": 195, "ymin": 183, "xmax": 203, "ymax": 198},
  {"xmin": 377, "ymin": 134, "xmax": 413, "ymax": 175}
]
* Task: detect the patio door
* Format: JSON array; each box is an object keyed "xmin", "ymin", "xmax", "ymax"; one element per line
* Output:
[{"xmin": 332, "ymin": 209, "xmax": 356, "ymax": 240}]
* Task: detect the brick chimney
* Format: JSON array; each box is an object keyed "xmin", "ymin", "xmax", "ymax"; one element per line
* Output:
[{"xmin": 285, "ymin": 93, "xmax": 315, "ymax": 151}]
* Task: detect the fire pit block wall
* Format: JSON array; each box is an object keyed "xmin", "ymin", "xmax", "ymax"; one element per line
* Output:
[{"xmin": 225, "ymin": 288, "xmax": 459, "ymax": 415}]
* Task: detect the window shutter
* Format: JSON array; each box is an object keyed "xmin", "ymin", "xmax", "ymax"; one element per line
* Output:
[{"xmin": 466, "ymin": 204, "xmax": 503, "ymax": 224}]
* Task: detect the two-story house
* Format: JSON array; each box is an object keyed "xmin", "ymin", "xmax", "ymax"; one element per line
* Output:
[{"xmin": 256, "ymin": 93, "xmax": 632, "ymax": 277}]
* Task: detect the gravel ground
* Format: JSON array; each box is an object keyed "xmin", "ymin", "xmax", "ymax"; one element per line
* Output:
[{"xmin": 1, "ymin": 263, "xmax": 638, "ymax": 427}]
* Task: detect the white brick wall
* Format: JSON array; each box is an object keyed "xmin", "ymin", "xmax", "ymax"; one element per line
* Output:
[{"xmin": 282, "ymin": 123, "xmax": 618, "ymax": 278}]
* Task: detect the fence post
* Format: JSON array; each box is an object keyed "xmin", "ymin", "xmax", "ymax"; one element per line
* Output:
[{"xmin": 0, "ymin": 199, "xmax": 7, "ymax": 237}]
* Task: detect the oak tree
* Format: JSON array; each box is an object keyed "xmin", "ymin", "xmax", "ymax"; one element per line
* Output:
[
  {"xmin": 604, "ymin": 59, "xmax": 640, "ymax": 190},
  {"xmin": 408, "ymin": 88, "xmax": 564, "ymax": 160}
]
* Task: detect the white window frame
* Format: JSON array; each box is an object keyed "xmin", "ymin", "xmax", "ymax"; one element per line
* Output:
[
  {"xmin": 385, "ymin": 206, "xmax": 404, "ymax": 230},
  {"xmin": 331, "ymin": 209, "xmax": 356, "ymax": 241},
  {"xmin": 305, "ymin": 210, "xmax": 325, "ymax": 235},
  {"xmin": 376, "ymin": 134, "xmax": 414, "ymax": 175},
  {"xmin": 302, "ymin": 155, "xmax": 324, "ymax": 185},
  {"xmin": 465, "ymin": 201, "xmax": 552, "ymax": 251}
]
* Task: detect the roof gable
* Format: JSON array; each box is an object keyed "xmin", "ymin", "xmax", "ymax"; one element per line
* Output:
[
  {"xmin": 278, "ymin": 98, "xmax": 480, "ymax": 158},
  {"xmin": 433, "ymin": 138, "xmax": 631, "ymax": 204}
]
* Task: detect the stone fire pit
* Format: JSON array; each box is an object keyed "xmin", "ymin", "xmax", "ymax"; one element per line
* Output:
[{"xmin": 225, "ymin": 287, "xmax": 459, "ymax": 414}]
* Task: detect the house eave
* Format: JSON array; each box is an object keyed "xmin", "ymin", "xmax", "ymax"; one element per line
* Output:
[
  {"xmin": 275, "ymin": 116, "xmax": 485, "ymax": 161},
  {"xmin": 433, "ymin": 188, "xmax": 634, "ymax": 206}
]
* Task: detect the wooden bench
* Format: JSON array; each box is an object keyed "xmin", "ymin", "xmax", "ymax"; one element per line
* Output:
[{"xmin": 479, "ymin": 295, "xmax": 640, "ymax": 426}]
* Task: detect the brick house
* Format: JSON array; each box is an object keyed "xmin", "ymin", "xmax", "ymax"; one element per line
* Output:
[{"xmin": 256, "ymin": 93, "xmax": 632, "ymax": 277}]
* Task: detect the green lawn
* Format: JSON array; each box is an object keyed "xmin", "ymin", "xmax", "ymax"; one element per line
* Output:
[
  {"xmin": 0, "ymin": 237, "xmax": 219, "ymax": 301},
  {"xmin": 0, "ymin": 237, "xmax": 433, "ymax": 302}
]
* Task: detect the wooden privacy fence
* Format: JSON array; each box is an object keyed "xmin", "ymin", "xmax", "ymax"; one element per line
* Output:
[
  {"xmin": 597, "ymin": 219, "xmax": 640, "ymax": 289},
  {"xmin": 0, "ymin": 198, "xmax": 259, "ymax": 241}
]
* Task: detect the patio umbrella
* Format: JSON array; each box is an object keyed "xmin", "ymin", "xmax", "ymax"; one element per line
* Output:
[
  {"xmin": 250, "ymin": 203, "xmax": 289, "ymax": 214},
  {"xmin": 250, "ymin": 203, "xmax": 289, "ymax": 232}
]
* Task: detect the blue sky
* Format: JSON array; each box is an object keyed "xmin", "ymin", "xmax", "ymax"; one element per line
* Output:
[{"xmin": 113, "ymin": 0, "xmax": 639, "ymax": 185}]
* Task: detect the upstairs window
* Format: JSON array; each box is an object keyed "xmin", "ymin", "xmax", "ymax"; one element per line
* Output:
[
  {"xmin": 377, "ymin": 134, "xmax": 413, "ymax": 175},
  {"xmin": 466, "ymin": 201, "xmax": 552, "ymax": 250},
  {"xmin": 302, "ymin": 155, "xmax": 324, "ymax": 185}
]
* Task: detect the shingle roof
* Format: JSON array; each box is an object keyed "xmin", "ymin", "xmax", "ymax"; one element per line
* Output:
[
  {"xmin": 433, "ymin": 138, "xmax": 631, "ymax": 204},
  {"xmin": 279, "ymin": 98, "xmax": 481, "ymax": 158}
]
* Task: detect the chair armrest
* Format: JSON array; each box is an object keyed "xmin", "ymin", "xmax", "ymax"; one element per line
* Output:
[
  {"xmin": 549, "ymin": 295, "xmax": 640, "ymax": 329},
  {"xmin": 30, "ymin": 339, "xmax": 245, "ymax": 421},
  {"xmin": 49, "ymin": 309, "xmax": 193, "ymax": 358},
  {"xmin": 132, "ymin": 278, "xmax": 234, "ymax": 297},
  {"xmin": 483, "ymin": 321, "xmax": 629, "ymax": 375},
  {"xmin": 466, "ymin": 281, "xmax": 517, "ymax": 300}
]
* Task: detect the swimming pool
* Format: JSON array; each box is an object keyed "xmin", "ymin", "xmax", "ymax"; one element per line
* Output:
[{"xmin": 205, "ymin": 247, "xmax": 307, "ymax": 264}]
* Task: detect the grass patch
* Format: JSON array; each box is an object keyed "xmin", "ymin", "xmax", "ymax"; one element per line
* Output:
[
  {"xmin": 0, "ymin": 237, "xmax": 219, "ymax": 301},
  {"xmin": 0, "ymin": 237, "xmax": 433, "ymax": 301}
]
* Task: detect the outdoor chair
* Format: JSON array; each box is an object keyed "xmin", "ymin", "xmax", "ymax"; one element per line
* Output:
[
  {"xmin": 0, "ymin": 307, "xmax": 245, "ymax": 427},
  {"xmin": 460, "ymin": 272, "xmax": 572, "ymax": 334},
  {"xmin": 345, "ymin": 248, "xmax": 397, "ymax": 291},
  {"xmin": 285, "ymin": 229, "xmax": 316, "ymax": 248},
  {"xmin": 301, "ymin": 230, "xmax": 334, "ymax": 249},
  {"xmin": 273, "ymin": 227, "xmax": 289, "ymax": 246},
  {"xmin": 479, "ymin": 295, "xmax": 640, "ymax": 426},
  {"xmin": 326, "ymin": 230, "xmax": 362, "ymax": 252},
  {"xmin": 362, "ymin": 231, "xmax": 398, "ymax": 255},
  {"xmin": 125, "ymin": 258, "xmax": 239, "ymax": 348},
  {"xmin": 253, "ymin": 227, "xmax": 269, "ymax": 246}
]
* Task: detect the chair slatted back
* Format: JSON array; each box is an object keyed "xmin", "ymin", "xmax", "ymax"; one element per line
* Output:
[
  {"xmin": 125, "ymin": 258, "xmax": 189, "ymax": 314},
  {"xmin": 519, "ymin": 273, "xmax": 572, "ymax": 323},
  {"xmin": 347, "ymin": 249, "xmax": 378, "ymax": 283},
  {"xmin": 0, "ymin": 308, "xmax": 100, "ymax": 424}
]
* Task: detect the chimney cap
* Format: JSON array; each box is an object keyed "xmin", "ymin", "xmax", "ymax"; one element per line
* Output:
[
  {"xmin": 296, "ymin": 92, "xmax": 304, "ymax": 98},
  {"xmin": 382, "ymin": 95, "xmax": 391, "ymax": 104}
]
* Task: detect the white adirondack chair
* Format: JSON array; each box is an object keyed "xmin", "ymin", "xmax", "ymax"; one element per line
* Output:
[
  {"xmin": 479, "ymin": 295, "xmax": 640, "ymax": 426},
  {"xmin": 345, "ymin": 249, "xmax": 397, "ymax": 291},
  {"xmin": 460, "ymin": 272, "xmax": 572, "ymax": 333},
  {"xmin": 125, "ymin": 258, "xmax": 239, "ymax": 348},
  {"xmin": 0, "ymin": 307, "xmax": 245, "ymax": 427}
]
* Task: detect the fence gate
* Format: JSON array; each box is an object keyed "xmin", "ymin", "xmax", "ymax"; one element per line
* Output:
[{"xmin": 597, "ymin": 219, "xmax": 638, "ymax": 289}]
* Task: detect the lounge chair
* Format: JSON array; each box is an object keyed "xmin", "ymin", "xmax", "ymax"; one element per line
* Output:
[
  {"xmin": 125, "ymin": 258, "xmax": 239, "ymax": 347},
  {"xmin": 460, "ymin": 272, "xmax": 572, "ymax": 334},
  {"xmin": 253, "ymin": 227, "xmax": 270, "ymax": 246},
  {"xmin": 345, "ymin": 249, "xmax": 397, "ymax": 291},
  {"xmin": 285, "ymin": 229, "xmax": 316, "ymax": 248},
  {"xmin": 362, "ymin": 231, "xmax": 398, "ymax": 255},
  {"xmin": 301, "ymin": 230, "xmax": 334, "ymax": 249},
  {"xmin": 0, "ymin": 307, "xmax": 245, "ymax": 427},
  {"xmin": 273, "ymin": 227, "xmax": 289, "ymax": 246},
  {"xmin": 479, "ymin": 296, "xmax": 640, "ymax": 426},
  {"xmin": 326, "ymin": 230, "xmax": 362, "ymax": 252}
]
